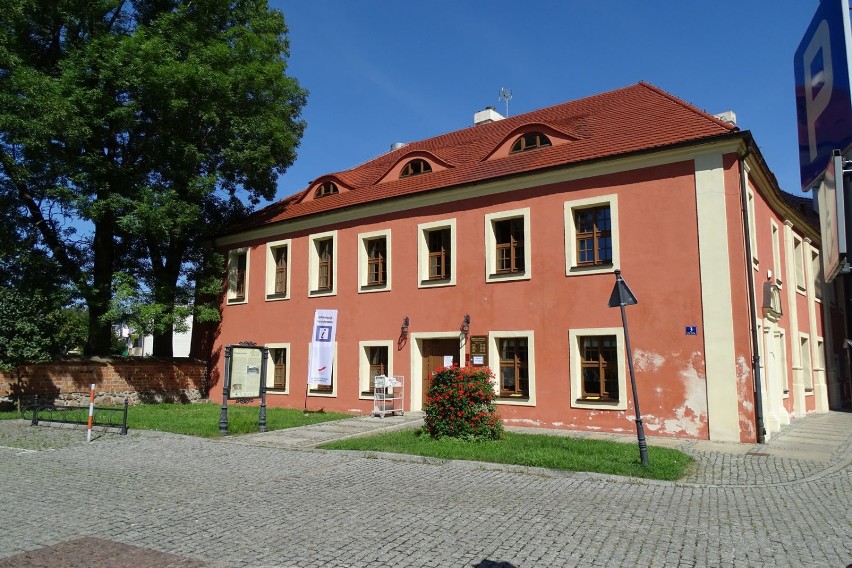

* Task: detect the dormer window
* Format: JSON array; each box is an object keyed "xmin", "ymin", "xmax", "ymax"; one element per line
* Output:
[
  {"xmin": 315, "ymin": 182, "xmax": 339, "ymax": 198},
  {"xmin": 400, "ymin": 159, "xmax": 432, "ymax": 178},
  {"xmin": 510, "ymin": 132, "xmax": 552, "ymax": 153}
]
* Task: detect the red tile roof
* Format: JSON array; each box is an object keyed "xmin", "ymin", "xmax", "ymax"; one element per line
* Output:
[{"xmin": 226, "ymin": 82, "xmax": 738, "ymax": 234}]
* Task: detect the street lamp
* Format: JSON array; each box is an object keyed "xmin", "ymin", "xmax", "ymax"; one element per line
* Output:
[{"xmin": 608, "ymin": 270, "xmax": 649, "ymax": 466}]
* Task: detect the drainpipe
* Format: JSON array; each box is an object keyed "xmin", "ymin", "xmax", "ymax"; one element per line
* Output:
[{"xmin": 739, "ymin": 148, "xmax": 766, "ymax": 443}]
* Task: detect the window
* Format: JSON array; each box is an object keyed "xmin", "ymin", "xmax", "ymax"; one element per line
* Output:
[
  {"xmin": 314, "ymin": 182, "xmax": 338, "ymax": 198},
  {"xmin": 227, "ymin": 248, "xmax": 249, "ymax": 304},
  {"xmin": 428, "ymin": 230, "xmax": 451, "ymax": 279},
  {"xmin": 265, "ymin": 346, "xmax": 289, "ymax": 392},
  {"xmin": 565, "ymin": 195, "xmax": 620, "ymax": 275},
  {"xmin": 570, "ymin": 328, "xmax": 626, "ymax": 410},
  {"xmin": 358, "ymin": 230, "xmax": 391, "ymax": 292},
  {"xmin": 811, "ymin": 249, "xmax": 822, "ymax": 301},
  {"xmin": 400, "ymin": 159, "xmax": 432, "ymax": 178},
  {"xmin": 747, "ymin": 188, "xmax": 758, "ymax": 266},
  {"xmin": 800, "ymin": 335, "xmax": 813, "ymax": 391},
  {"xmin": 308, "ymin": 231, "xmax": 337, "ymax": 296},
  {"xmin": 485, "ymin": 208, "xmax": 531, "ymax": 282},
  {"xmin": 793, "ymin": 235, "xmax": 805, "ymax": 291},
  {"xmin": 510, "ymin": 131, "xmax": 551, "ymax": 153},
  {"xmin": 771, "ymin": 221, "xmax": 782, "ymax": 287},
  {"xmin": 498, "ymin": 338, "xmax": 529, "ymax": 398},
  {"xmin": 576, "ymin": 206, "xmax": 612, "ymax": 266},
  {"xmin": 265, "ymin": 240, "xmax": 291, "ymax": 300},
  {"xmin": 488, "ymin": 331, "xmax": 536, "ymax": 406},
  {"xmin": 496, "ymin": 219, "xmax": 523, "ymax": 272},
  {"xmin": 418, "ymin": 219, "xmax": 456, "ymax": 287},
  {"xmin": 359, "ymin": 341, "xmax": 392, "ymax": 396},
  {"xmin": 579, "ymin": 336, "xmax": 618, "ymax": 401}
]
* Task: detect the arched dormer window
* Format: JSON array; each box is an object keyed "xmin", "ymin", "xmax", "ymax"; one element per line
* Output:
[
  {"xmin": 314, "ymin": 181, "xmax": 339, "ymax": 198},
  {"xmin": 510, "ymin": 131, "xmax": 552, "ymax": 154},
  {"xmin": 400, "ymin": 159, "xmax": 432, "ymax": 178}
]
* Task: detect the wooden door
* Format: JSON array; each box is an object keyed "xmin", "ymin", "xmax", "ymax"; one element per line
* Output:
[{"xmin": 422, "ymin": 338, "xmax": 460, "ymax": 404}]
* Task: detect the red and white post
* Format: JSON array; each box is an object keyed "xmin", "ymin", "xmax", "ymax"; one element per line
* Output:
[{"xmin": 86, "ymin": 384, "xmax": 95, "ymax": 442}]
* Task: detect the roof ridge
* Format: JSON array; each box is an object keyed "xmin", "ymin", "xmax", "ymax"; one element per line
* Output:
[{"xmin": 636, "ymin": 81, "xmax": 738, "ymax": 132}]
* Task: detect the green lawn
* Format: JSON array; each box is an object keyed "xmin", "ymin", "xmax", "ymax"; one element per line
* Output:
[
  {"xmin": 0, "ymin": 402, "xmax": 352, "ymax": 437},
  {"xmin": 319, "ymin": 429, "xmax": 694, "ymax": 481},
  {"xmin": 1, "ymin": 402, "xmax": 695, "ymax": 480}
]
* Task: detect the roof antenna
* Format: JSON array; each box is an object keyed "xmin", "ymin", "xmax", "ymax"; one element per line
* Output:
[{"xmin": 498, "ymin": 87, "xmax": 512, "ymax": 117}]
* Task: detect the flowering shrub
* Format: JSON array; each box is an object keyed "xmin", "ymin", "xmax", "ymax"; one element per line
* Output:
[{"xmin": 424, "ymin": 366, "xmax": 503, "ymax": 441}]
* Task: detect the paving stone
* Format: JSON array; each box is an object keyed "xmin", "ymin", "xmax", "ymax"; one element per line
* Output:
[{"xmin": 0, "ymin": 413, "xmax": 849, "ymax": 567}]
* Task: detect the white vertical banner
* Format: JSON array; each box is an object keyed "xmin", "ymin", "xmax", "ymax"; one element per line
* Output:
[{"xmin": 307, "ymin": 309, "xmax": 338, "ymax": 386}]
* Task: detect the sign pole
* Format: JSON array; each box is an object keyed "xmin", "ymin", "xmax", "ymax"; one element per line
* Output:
[
  {"xmin": 608, "ymin": 270, "xmax": 649, "ymax": 466},
  {"xmin": 219, "ymin": 345, "xmax": 232, "ymax": 435},
  {"xmin": 259, "ymin": 347, "xmax": 268, "ymax": 432}
]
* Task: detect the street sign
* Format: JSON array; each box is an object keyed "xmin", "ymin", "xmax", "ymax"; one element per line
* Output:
[{"xmin": 794, "ymin": 0, "xmax": 852, "ymax": 190}]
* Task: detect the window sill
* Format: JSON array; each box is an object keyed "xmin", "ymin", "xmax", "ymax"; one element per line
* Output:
[
  {"xmin": 487, "ymin": 271, "xmax": 530, "ymax": 283},
  {"xmin": 359, "ymin": 284, "xmax": 389, "ymax": 293},
  {"xmin": 308, "ymin": 389, "xmax": 335, "ymax": 397},
  {"xmin": 495, "ymin": 396, "xmax": 534, "ymax": 406},
  {"xmin": 267, "ymin": 389, "xmax": 288, "ymax": 395},
  {"xmin": 571, "ymin": 397, "xmax": 624, "ymax": 411},
  {"xmin": 227, "ymin": 297, "xmax": 247, "ymax": 305},
  {"xmin": 567, "ymin": 263, "xmax": 615, "ymax": 277},
  {"xmin": 419, "ymin": 278, "xmax": 454, "ymax": 288},
  {"xmin": 265, "ymin": 293, "xmax": 288, "ymax": 301},
  {"xmin": 309, "ymin": 289, "xmax": 336, "ymax": 297}
]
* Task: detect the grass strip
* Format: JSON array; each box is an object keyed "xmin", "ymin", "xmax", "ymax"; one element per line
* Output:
[{"xmin": 320, "ymin": 429, "xmax": 693, "ymax": 481}]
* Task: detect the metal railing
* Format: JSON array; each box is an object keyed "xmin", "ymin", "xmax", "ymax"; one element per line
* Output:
[{"xmin": 21, "ymin": 394, "xmax": 129, "ymax": 435}]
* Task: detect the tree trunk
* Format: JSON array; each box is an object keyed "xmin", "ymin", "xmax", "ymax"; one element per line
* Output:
[
  {"xmin": 150, "ymin": 245, "xmax": 183, "ymax": 357},
  {"xmin": 85, "ymin": 216, "xmax": 115, "ymax": 355}
]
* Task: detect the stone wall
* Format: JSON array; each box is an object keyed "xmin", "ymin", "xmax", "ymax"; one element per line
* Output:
[{"xmin": 0, "ymin": 358, "xmax": 209, "ymax": 406}]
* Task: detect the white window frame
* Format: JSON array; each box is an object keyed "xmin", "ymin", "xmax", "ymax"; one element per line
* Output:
[
  {"xmin": 811, "ymin": 248, "xmax": 822, "ymax": 302},
  {"xmin": 265, "ymin": 239, "xmax": 292, "ymax": 301},
  {"xmin": 226, "ymin": 247, "xmax": 250, "ymax": 305},
  {"xmin": 799, "ymin": 333, "xmax": 813, "ymax": 392},
  {"xmin": 308, "ymin": 230, "xmax": 338, "ymax": 297},
  {"xmin": 358, "ymin": 229, "xmax": 392, "ymax": 293},
  {"xmin": 569, "ymin": 327, "xmax": 627, "ymax": 410},
  {"xmin": 417, "ymin": 218, "xmax": 457, "ymax": 288},
  {"xmin": 358, "ymin": 340, "xmax": 394, "ymax": 398},
  {"xmin": 793, "ymin": 235, "xmax": 806, "ymax": 293},
  {"xmin": 488, "ymin": 330, "xmax": 536, "ymax": 407},
  {"xmin": 771, "ymin": 220, "xmax": 782, "ymax": 288},
  {"xmin": 747, "ymin": 185, "xmax": 758, "ymax": 267},
  {"xmin": 484, "ymin": 207, "xmax": 532, "ymax": 283},
  {"xmin": 564, "ymin": 194, "xmax": 620, "ymax": 276},
  {"xmin": 265, "ymin": 343, "xmax": 291, "ymax": 394},
  {"xmin": 306, "ymin": 341, "xmax": 338, "ymax": 397},
  {"xmin": 777, "ymin": 328, "xmax": 790, "ymax": 399}
]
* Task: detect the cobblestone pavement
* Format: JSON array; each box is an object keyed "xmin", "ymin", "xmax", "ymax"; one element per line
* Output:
[{"xmin": 0, "ymin": 412, "xmax": 849, "ymax": 568}]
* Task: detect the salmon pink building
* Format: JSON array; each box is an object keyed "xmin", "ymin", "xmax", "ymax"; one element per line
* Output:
[{"xmin": 214, "ymin": 82, "xmax": 846, "ymax": 443}]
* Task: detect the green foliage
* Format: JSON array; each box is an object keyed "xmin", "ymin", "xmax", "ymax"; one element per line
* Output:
[
  {"xmin": 1, "ymin": 0, "xmax": 307, "ymax": 354},
  {"xmin": 0, "ymin": 288, "xmax": 60, "ymax": 372},
  {"xmin": 424, "ymin": 366, "xmax": 503, "ymax": 441}
]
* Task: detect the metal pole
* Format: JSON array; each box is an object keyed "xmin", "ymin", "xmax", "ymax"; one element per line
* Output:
[
  {"xmin": 620, "ymin": 304, "xmax": 649, "ymax": 466},
  {"xmin": 259, "ymin": 347, "xmax": 268, "ymax": 432},
  {"xmin": 219, "ymin": 345, "xmax": 232, "ymax": 435},
  {"xmin": 121, "ymin": 398, "xmax": 129, "ymax": 435}
]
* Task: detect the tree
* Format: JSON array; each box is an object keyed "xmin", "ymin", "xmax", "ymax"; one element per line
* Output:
[{"xmin": 1, "ymin": 0, "xmax": 307, "ymax": 355}]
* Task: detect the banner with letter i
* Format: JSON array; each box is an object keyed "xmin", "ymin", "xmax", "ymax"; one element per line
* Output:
[{"xmin": 308, "ymin": 309, "xmax": 338, "ymax": 386}]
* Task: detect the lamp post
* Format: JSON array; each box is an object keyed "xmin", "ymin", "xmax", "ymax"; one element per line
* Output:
[{"xmin": 608, "ymin": 270, "xmax": 649, "ymax": 466}]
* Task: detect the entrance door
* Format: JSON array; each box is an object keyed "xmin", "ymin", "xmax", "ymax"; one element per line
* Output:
[{"xmin": 422, "ymin": 338, "xmax": 460, "ymax": 404}]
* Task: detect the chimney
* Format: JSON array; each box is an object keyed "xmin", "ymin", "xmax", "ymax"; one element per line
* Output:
[
  {"xmin": 474, "ymin": 106, "xmax": 504, "ymax": 126},
  {"xmin": 713, "ymin": 110, "xmax": 737, "ymax": 125}
]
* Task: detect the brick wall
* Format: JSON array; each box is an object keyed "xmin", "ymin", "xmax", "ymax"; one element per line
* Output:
[{"xmin": 0, "ymin": 358, "xmax": 209, "ymax": 406}]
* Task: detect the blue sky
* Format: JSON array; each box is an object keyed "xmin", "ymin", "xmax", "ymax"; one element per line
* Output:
[{"xmin": 270, "ymin": 1, "xmax": 820, "ymax": 202}]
